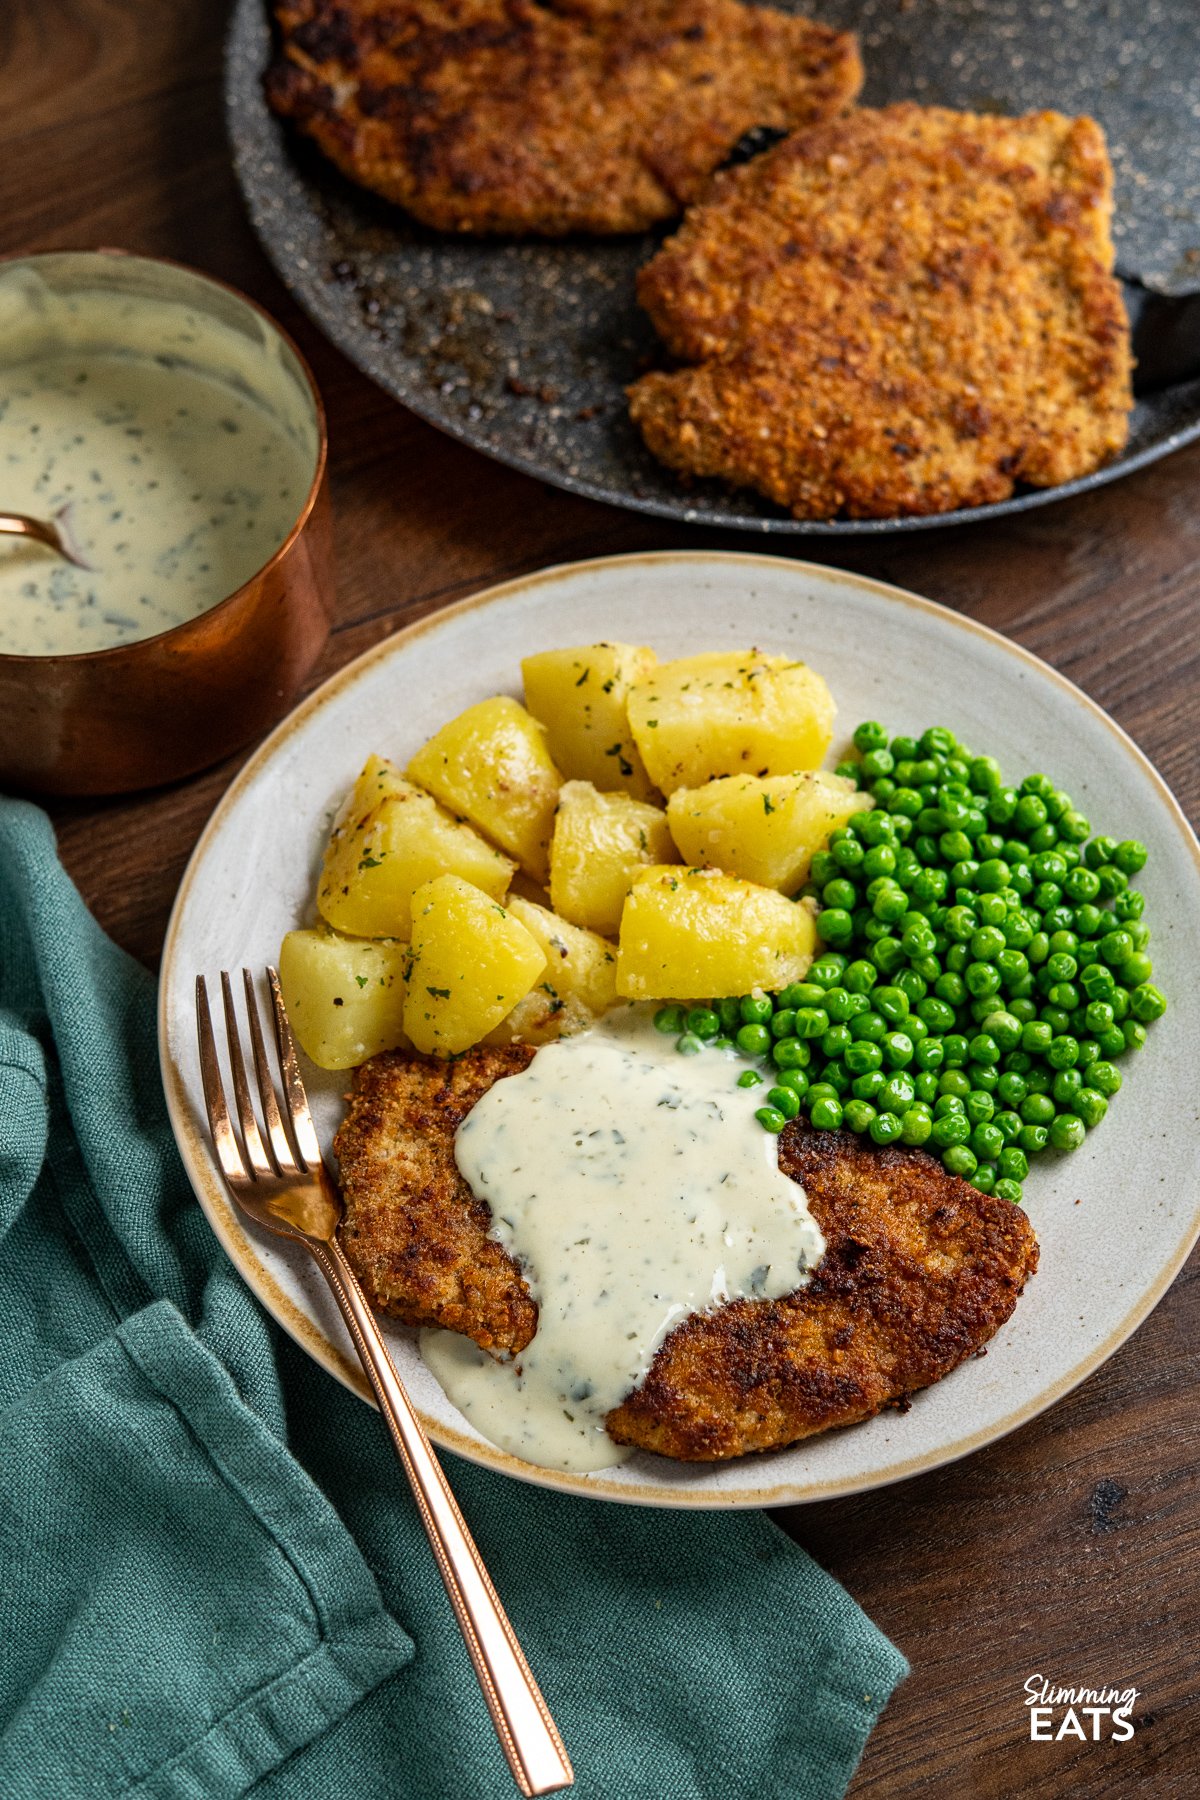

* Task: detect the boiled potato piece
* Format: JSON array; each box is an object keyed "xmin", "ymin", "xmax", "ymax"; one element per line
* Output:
[
  {"xmin": 278, "ymin": 929, "xmax": 409, "ymax": 1071},
  {"xmin": 667, "ymin": 771, "xmax": 873, "ymax": 893},
  {"xmin": 403, "ymin": 875, "xmax": 547, "ymax": 1056},
  {"xmin": 504, "ymin": 896, "xmax": 618, "ymax": 1016},
  {"xmin": 549, "ymin": 780, "xmax": 678, "ymax": 937},
  {"xmin": 318, "ymin": 755, "xmax": 512, "ymax": 939},
  {"xmin": 627, "ymin": 650, "xmax": 835, "ymax": 794},
  {"xmin": 521, "ymin": 642, "xmax": 658, "ymax": 799},
  {"xmin": 616, "ymin": 866, "xmax": 817, "ymax": 999},
  {"xmin": 484, "ymin": 989, "xmax": 595, "ymax": 1047},
  {"xmin": 407, "ymin": 696, "xmax": 562, "ymax": 882},
  {"xmin": 484, "ymin": 898, "xmax": 618, "ymax": 1044}
]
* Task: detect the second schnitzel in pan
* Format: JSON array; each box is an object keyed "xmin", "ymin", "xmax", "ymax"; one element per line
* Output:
[
  {"xmin": 629, "ymin": 104, "xmax": 1133, "ymax": 519},
  {"xmin": 334, "ymin": 1044, "xmax": 1038, "ymax": 1461},
  {"xmin": 263, "ymin": 0, "xmax": 862, "ymax": 235}
]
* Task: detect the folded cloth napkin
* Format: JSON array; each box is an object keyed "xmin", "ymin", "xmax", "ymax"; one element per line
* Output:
[{"xmin": 0, "ymin": 797, "xmax": 906, "ymax": 1800}]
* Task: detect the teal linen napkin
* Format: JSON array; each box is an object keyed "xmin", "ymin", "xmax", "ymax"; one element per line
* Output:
[{"xmin": 0, "ymin": 797, "xmax": 907, "ymax": 1800}]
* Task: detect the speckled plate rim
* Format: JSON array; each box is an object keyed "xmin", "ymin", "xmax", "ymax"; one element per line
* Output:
[
  {"xmin": 223, "ymin": 0, "xmax": 1200, "ymax": 538},
  {"xmin": 159, "ymin": 550, "xmax": 1200, "ymax": 1507}
]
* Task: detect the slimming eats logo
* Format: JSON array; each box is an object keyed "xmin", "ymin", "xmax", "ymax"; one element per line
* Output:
[{"xmin": 1025, "ymin": 1675, "xmax": 1138, "ymax": 1741}]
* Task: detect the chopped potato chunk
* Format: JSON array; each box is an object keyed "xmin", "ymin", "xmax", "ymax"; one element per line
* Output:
[
  {"xmin": 318, "ymin": 754, "xmax": 512, "ymax": 939},
  {"xmin": 278, "ymin": 929, "xmax": 409, "ymax": 1070},
  {"xmin": 627, "ymin": 650, "xmax": 835, "ymax": 793},
  {"xmin": 504, "ymin": 896, "xmax": 618, "ymax": 1015},
  {"xmin": 549, "ymin": 780, "xmax": 678, "ymax": 936},
  {"xmin": 616, "ymin": 866, "xmax": 817, "ymax": 999},
  {"xmin": 667, "ymin": 771, "xmax": 873, "ymax": 892},
  {"xmin": 407, "ymin": 696, "xmax": 562, "ymax": 882},
  {"xmin": 403, "ymin": 875, "xmax": 547, "ymax": 1056},
  {"xmin": 521, "ymin": 642, "xmax": 658, "ymax": 799}
]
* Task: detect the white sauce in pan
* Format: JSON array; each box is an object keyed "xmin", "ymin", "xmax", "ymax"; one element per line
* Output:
[
  {"xmin": 420, "ymin": 1007, "xmax": 825, "ymax": 1472},
  {"xmin": 0, "ymin": 273, "xmax": 317, "ymax": 656}
]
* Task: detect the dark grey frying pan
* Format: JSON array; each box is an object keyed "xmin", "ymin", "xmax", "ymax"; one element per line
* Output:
[{"xmin": 226, "ymin": 0, "xmax": 1200, "ymax": 534}]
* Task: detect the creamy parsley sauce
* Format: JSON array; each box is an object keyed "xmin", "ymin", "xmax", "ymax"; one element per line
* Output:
[
  {"xmin": 420, "ymin": 1007, "xmax": 825, "ymax": 1472},
  {"xmin": 0, "ymin": 269, "xmax": 317, "ymax": 656}
]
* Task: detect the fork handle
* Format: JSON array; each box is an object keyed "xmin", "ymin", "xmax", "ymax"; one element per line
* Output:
[{"xmin": 307, "ymin": 1236, "xmax": 574, "ymax": 1798}]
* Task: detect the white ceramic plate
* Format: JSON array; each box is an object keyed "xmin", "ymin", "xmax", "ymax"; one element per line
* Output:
[{"xmin": 159, "ymin": 552, "xmax": 1200, "ymax": 1508}]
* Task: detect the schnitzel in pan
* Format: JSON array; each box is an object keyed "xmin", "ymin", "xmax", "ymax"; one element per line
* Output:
[
  {"xmin": 334, "ymin": 1045, "xmax": 1039, "ymax": 1462},
  {"xmin": 263, "ymin": 0, "xmax": 862, "ymax": 235},
  {"xmin": 629, "ymin": 104, "xmax": 1132, "ymax": 519}
]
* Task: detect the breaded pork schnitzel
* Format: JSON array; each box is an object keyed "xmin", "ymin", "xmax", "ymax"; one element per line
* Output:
[
  {"xmin": 263, "ymin": 0, "xmax": 862, "ymax": 236},
  {"xmin": 629, "ymin": 104, "xmax": 1132, "ymax": 519},
  {"xmin": 334, "ymin": 1045, "xmax": 1038, "ymax": 1460}
]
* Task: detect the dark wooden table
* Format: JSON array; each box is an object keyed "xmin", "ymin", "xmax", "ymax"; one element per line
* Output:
[{"xmin": 7, "ymin": 5, "xmax": 1199, "ymax": 1794}]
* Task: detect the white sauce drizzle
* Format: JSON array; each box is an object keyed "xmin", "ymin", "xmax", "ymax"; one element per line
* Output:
[
  {"xmin": 420, "ymin": 1007, "xmax": 825, "ymax": 1472},
  {"xmin": 0, "ymin": 271, "xmax": 317, "ymax": 656}
]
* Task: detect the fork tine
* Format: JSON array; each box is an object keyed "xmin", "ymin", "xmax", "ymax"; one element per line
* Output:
[
  {"xmin": 267, "ymin": 966, "xmax": 323, "ymax": 1172},
  {"xmin": 196, "ymin": 976, "xmax": 249, "ymax": 1183},
  {"xmin": 220, "ymin": 972, "xmax": 273, "ymax": 1180},
  {"xmin": 242, "ymin": 969, "xmax": 302, "ymax": 1176}
]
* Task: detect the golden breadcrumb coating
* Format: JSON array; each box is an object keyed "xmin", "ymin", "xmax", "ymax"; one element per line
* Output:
[
  {"xmin": 629, "ymin": 104, "xmax": 1132, "ymax": 518},
  {"xmin": 264, "ymin": 0, "xmax": 862, "ymax": 235}
]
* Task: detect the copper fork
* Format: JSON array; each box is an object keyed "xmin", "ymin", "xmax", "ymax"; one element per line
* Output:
[{"xmin": 195, "ymin": 968, "xmax": 574, "ymax": 1798}]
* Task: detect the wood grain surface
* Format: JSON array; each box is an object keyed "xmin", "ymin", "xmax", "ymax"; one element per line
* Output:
[{"xmin": 5, "ymin": 4, "xmax": 1199, "ymax": 1795}]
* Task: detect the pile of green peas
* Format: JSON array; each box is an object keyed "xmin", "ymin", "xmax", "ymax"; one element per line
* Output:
[{"xmin": 653, "ymin": 721, "xmax": 1167, "ymax": 1205}]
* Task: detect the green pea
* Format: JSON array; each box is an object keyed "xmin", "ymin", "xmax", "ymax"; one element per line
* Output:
[
  {"xmin": 1046, "ymin": 1034, "xmax": 1079, "ymax": 1070},
  {"xmin": 1112, "ymin": 839, "xmax": 1148, "ymax": 875},
  {"xmin": 834, "ymin": 760, "xmax": 861, "ymax": 782},
  {"xmin": 740, "ymin": 993, "xmax": 774, "ymax": 1024},
  {"xmin": 1084, "ymin": 834, "xmax": 1116, "ymax": 869},
  {"xmin": 771, "ymin": 1037, "xmax": 810, "ymax": 1070},
  {"xmin": 844, "ymin": 1038, "xmax": 883, "ymax": 1075},
  {"xmin": 934, "ymin": 1094, "xmax": 965, "ymax": 1118},
  {"xmin": 766, "ymin": 1085, "xmax": 800, "ymax": 1121},
  {"xmin": 1072, "ymin": 1087, "xmax": 1108, "ymax": 1129},
  {"xmin": 736, "ymin": 1023, "xmax": 772, "ymax": 1057},
  {"xmin": 737, "ymin": 1069, "xmax": 764, "ymax": 1088},
  {"xmin": 654, "ymin": 1004, "xmax": 687, "ymax": 1034},
  {"xmin": 773, "ymin": 1068, "xmax": 809, "ymax": 1097},
  {"xmin": 872, "ymin": 985, "xmax": 908, "ymax": 1023},
  {"xmin": 756, "ymin": 1105, "xmax": 787, "ymax": 1134},
  {"xmin": 964, "ymin": 962, "xmax": 1002, "ymax": 999},
  {"xmin": 820, "ymin": 1024, "xmax": 853, "ymax": 1061},
  {"xmin": 872, "ymin": 937, "xmax": 907, "ymax": 975},
  {"xmin": 832, "ymin": 837, "xmax": 866, "ymax": 872},
  {"xmin": 1063, "ymin": 866, "xmax": 1101, "ymax": 902},
  {"xmin": 677, "ymin": 1033, "xmax": 704, "ymax": 1055},
  {"xmin": 963, "ymin": 1088, "xmax": 993, "ymax": 1125},
  {"xmin": 840, "ymin": 959, "xmax": 876, "ymax": 995},
  {"xmin": 860, "ymin": 749, "xmax": 895, "ymax": 781},
  {"xmin": 1097, "ymin": 865, "xmax": 1128, "ymax": 899},
  {"xmin": 1046, "ymin": 983, "xmax": 1079, "ymax": 1012},
  {"xmin": 914, "ymin": 1069, "xmax": 939, "ymax": 1104},
  {"xmin": 853, "ymin": 721, "xmax": 887, "ymax": 753},
  {"xmin": 943, "ymin": 1144, "xmax": 978, "ymax": 1178},
  {"xmin": 793, "ymin": 1007, "xmax": 831, "ymax": 1040},
  {"xmin": 686, "ymin": 1007, "xmax": 720, "ymax": 1039},
  {"xmin": 1021, "ymin": 1093, "xmax": 1055, "ymax": 1127},
  {"xmin": 917, "ymin": 997, "xmax": 956, "ymax": 1033},
  {"xmin": 1052, "ymin": 1068, "xmax": 1083, "ymax": 1105},
  {"xmin": 842, "ymin": 1098, "xmax": 877, "ymax": 1133},
  {"xmin": 822, "ymin": 878, "xmax": 859, "ymax": 911},
  {"xmin": 1049, "ymin": 1113, "xmax": 1086, "ymax": 1152},
  {"xmin": 987, "ymin": 787, "xmax": 1020, "ymax": 825},
  {"xmin": 1123, "ymin": 1019, "xmax": 1149, "ymax": 1051},
  {"xmin": 970, "ymin": 1122, "xmax": 1004, "ymax": 1161},
  {"xmin": 913, "ymin": 1037, "xmax": 945, "ymax": 1072},
  {"xmin": 942, "ymin": 1034, "xmax": 970, "ymax": 1068},
  {"xmin": 849, "ymin": 1010, "xmax": 887, "ymax": 1043},
  {"xmin": 1045, "ymin": 951, "xmax": 1077, "ymax": 982},
  {"xmin": 932, "ymin": 1112, "xmax": 971, "ymax": 1148},
  {"xmin": 994, "ymin": 1178, "xmax": 1024, "ymax": 1204},
  {"xmin": 894, "ymin": 968, "xmax": 928, "ymax": 1005},
  {"xmin": 1014, "ymin": 794, "xmax": 1048, "ymax": 833},
  {"xmin": 1113, "ymin": 888, "xmax": 1145, "ymax": 921},
  {"xmin": 1089, "ymin": 1060, "xmax": 1122, "ymax": 1096},
  {"xmin": 811, "ymin": 1096, "xmax": 844, "ymax": 1130},
  {"xmin": 852, "ymin": 1070, "xmax": 886, "ymax": 1101},
  {"xmin": 869, "ymin": 1110, "xmax": 903, "ymax": 1145},
  {"xmin": 1096, "ymin": 1026, "xmax": 1126, "ymax": 1058},
  {"xmin": 1130, "ymin": 982, "xmax": 1167, "ymax": 1022},
  {"xmin": 997, "ymin": 1070, "xmax": 1028, "ymax": 1106},
  {"xmin": 993, "ymin": 1109, "xmax": 1022, "ymax": 1143},
  {"xmin": 899, "ymin": 1107, "xmax": 933, "ymax": 1145},
  {"xmin": 1017, "ymin": 1124, "xmax": 1048, "ymax": 1155},
  {"xmin": 972, "ymin": 1163, "xmax": 998, "ymax": 1193},
  {"xmin": 880, "ymin": 1032, "xmax": 913, "ymax": 1069},
  {"xmin": 879, "ymin": 1072, "xmax": 916, "ymax": 1113},
  {"xmin": 1098, "ymin": 930, "xmax": 1133, "ymax": 969}
]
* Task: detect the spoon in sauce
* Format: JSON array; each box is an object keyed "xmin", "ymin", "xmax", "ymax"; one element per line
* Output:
[{"xmin": 0, "ymin": 503, "xmax": 93, "ymax": 570}]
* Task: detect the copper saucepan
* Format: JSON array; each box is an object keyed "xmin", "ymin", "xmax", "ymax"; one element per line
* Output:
[{"xmin": 0, "ymin": 250, "xmax": 334, "ymax": 796}]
